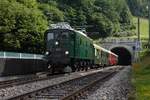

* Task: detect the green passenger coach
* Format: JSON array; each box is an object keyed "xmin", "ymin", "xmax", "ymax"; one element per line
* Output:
[{"xmin": 93, "ymin": 44, "xmax": 110, "ymax": 66}]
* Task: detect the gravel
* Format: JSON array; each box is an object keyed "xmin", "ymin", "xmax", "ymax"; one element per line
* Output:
[
  {"xmin": 87, "ymin": 66, "xmax": 132, "ymax": 100},
  {"xmin": 0, "ymin": 74, "xmax": 80, "ymax": 99},
  {"xmin": 0, "ymin": 66, "xmax": 121, "ymax": 100},
  {"xmin": 0, "ymin": 66, "xmax": 124, "ymax": 100}
]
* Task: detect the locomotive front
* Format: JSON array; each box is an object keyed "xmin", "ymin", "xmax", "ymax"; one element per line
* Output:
[{"xmin": 45, "ymin": 29, "xmax": 75, "ymax": 68}]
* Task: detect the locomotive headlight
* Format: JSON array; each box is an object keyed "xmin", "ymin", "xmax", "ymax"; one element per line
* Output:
[
  {"xmin": 65, "ymin": 51, "xmax": 69, "ymax": 55},
  {"xmin": 45, "ymin": 51, "xmax": 49, "ymax": 55},
  {"xmin": 55, "ymin": 41, "xmax": 59, "ymax": 45}
]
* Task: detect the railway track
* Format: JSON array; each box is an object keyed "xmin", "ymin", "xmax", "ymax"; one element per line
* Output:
[
  {"xmin": 7, "ymin": 68, "xmax": 121, "ymax": 100},
  {"xmin": 0, "ymin": 66, "xmax": 121, "ymax": 90},
  {"xmin": 0, "ymin": 73, "xmax": 61, "ymax": 89}
]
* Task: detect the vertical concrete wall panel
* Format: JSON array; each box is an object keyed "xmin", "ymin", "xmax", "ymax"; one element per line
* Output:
[{"xmin": 0, "ymin": 58, "xmax": 47, "ymax": 76}]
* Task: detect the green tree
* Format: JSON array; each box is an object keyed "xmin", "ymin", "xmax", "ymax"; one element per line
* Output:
[
  {"xmin": 0, "ymin": 0, "xmax": 134, "ymax": 52},
  {"xmin": 88, "ymin": 12, "xmax": 113, "ymax": 38},
  {"xmin": 94, "ymin": 0, "xmax": 120, "ymax": 33},
  {"xmin": 126, "ymin": 0, "xmax": 149, "ymax": 18},
  {"xmin": 16, "ymin": 0, "xmax": 38, "ymax": 8},
  {"xmin": 39, "ymin": 3, "xmax": 64, "ymax": 23},
  {"xmin": 120, "ymin": 5, "xmax": 133, "ymax": 30},
  {"xmin": 0, "ymin": 0, "xmax": 48, "ymax": 53},
  {"xmin": 63, "ymin": 7, "xmax": 78, "ymax": 26}
]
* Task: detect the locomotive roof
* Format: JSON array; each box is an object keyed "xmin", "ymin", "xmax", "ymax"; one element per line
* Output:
[
  {"xmin": 74, "ymin": 30, "xmax": 87, "ymax": 37},
  {"xmin": 49, "ymin": 22, "xmax": 91, "ymax": 39},
  {"xmin": 74, "ymin": 30, "xmax": 93, "ymax": 41},
  {"xmin": 48, "ymin": 28, "xmax": 93, "ymax": 41}
]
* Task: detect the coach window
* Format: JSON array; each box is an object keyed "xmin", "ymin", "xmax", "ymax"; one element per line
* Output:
[
  {"xmin": 101, "ymin": 51, "xmax": 103, "ymax": 58},
  {"xmin": 99, "ymin": 50, "xmax": 101, "ymax": 58},
  {"xmin": 97, "ymin": 50, "xmax": 100, "ymax": 59},
  {"xmin": 95, "ymin": 49, "xmax": 97, "ymax": 56}
]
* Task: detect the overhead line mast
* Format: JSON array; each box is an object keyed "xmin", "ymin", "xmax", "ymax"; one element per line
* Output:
[{"xmin": 149, "ymin": 1, "xmax": 150, "ymax": 47}]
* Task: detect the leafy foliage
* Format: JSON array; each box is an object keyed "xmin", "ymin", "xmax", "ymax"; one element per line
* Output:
[
  {"xmin": 0, "ymin": 0, "xmax": 48, "ymax": 53},
  {"xmin": 56, "ymin": 0, "xmax": 133, "ymax": 38},
  {"xmin": 39, "ymin": 3, "xmax": 64, "ymax": 23},
  {"xmin": 126, "ymin": 0, "xmax": 149, "ymax": 18},
  {"xmin": 0, "ymin": 0, "xmax": 133, "ymax": 53},
  {"xmin": 88, "ymin": 12, "xmax": 113, "ymax": 38}
]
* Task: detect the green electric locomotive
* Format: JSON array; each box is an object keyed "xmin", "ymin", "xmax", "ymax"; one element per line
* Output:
[
  {"xmin": 44, "ymin": 23, "xmax": 94, "ymax": 73},
  {"xmin": 44, "ymin": 23, "xmax": 118, "ymax": 73}
]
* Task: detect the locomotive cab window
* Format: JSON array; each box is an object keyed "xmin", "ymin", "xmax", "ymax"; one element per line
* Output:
[
  {"xmin": 47, "ymin": 33, "xmax": 54, "ymax": 41},
  {"xmin": 61, "ymin": 32, "xmax": 69, "ymax": 39},
  {"xmin": 70, "ymin": 32, "xmax": 75, "ymax": 38}
]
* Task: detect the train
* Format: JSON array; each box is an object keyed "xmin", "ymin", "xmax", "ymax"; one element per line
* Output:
[{"xmin": 44, "ymin": 23, "xmax": 118, "ymax": 73}]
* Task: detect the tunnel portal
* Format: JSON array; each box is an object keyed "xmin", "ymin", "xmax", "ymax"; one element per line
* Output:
[{"xmin": 111, "ymin": 47, "xmax": 132, "ymax": 65}]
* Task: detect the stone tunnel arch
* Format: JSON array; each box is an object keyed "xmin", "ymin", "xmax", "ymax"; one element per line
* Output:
[{"xmin": 110, "ymin": 47, "xmax": 132, "ymax": 65}]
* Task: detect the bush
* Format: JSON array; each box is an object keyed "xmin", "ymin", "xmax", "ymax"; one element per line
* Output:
[{"xmin": 0, "ymin": 0, "xmax": 48, "ymax": 53}]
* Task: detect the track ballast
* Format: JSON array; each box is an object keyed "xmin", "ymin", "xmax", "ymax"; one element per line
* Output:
[{"xmin": 7, "ymin": 66, "xmax": 123, "ymax": 100}]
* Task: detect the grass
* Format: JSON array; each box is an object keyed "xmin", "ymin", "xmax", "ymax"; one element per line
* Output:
[
  {"xmin": 132, "ymin": 56, "xmax": 150, "ymax": 100},
  {"xmin": 95, "ymin": 16, "xmax": 149, "ymax": 42},
  {"xmin": 133, "ymin": 17, "xmax": 149, "ymax": 40},
  {"xmin": 126, "ymin": 17, "xmax": 150, "ymax": 99}
]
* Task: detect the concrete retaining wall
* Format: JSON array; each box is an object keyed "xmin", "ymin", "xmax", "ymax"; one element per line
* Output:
[{"xmin": 0, "ymin": 58, "xmax": 47, "ymax": 76}]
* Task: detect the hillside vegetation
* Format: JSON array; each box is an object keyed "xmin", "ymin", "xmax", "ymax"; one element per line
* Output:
[
  {"xmin": 133, "ymin": 17, "xmax": 149, "ymax": 39},
  {"xmin": 127, "ymin": 0, "xmax": 149, "ymax": 18},
  {"xmin": 0, "ymin": 0, "xmax": 133, "ymax": 53},
  {"xmin": 133, "ymin": 56, "xmax": 150, "ymax": 100}
]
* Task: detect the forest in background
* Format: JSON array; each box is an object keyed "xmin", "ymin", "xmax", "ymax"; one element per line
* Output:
[
  {"xmin": 0, "ymin": 0, "xmax": 136, "ymax": 53},
  {"xmin": 127, "ymin": 0, "xmax": 149, "ymax": 18}
]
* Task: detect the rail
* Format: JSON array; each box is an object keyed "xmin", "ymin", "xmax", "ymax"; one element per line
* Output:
[
  {"xmin": 61, "ymin": 72, "xmax": 116, "ymax": 100},
  {"xmin": 7, "ymin": 68, "xmax": 122, "ymax": 100}
]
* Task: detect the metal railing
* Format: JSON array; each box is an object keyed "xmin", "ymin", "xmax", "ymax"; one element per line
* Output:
[
  {"xmin": 0, "ymin": 52, "xmax": 44, "ymax": 59},
  {"xmin": 99, "ymin": 38, "xmax": 138, "ymax": 43}
]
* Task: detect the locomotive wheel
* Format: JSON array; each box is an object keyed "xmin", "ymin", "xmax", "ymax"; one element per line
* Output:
[
  {"xmin": 80, "ymin": 62, "xmax": 84, "ymax": 71},
  {"xmin": 85, "ymin": 66, "xmax": 88, "ymax": 71},
  {"xmin": 48, "ymin": 66, "xmax": 55, "ymax": 74},
  {"xmin": 77, "ymin": 66, "xmax": 80, "ymax": 71},
  {"xmin": 47, "ymin": 63, "xmax": 54, "ymax": 74},
  {"xmin": 50, "ymin": 66, "xmax": 56, "ymax": 74},
  {"xmin": 71, "ymin": 65, "xmax": 76, "ymax": 72},
  {"xmin": 81, "ymin": 66, "xmax": 85, "ymax": 71}
]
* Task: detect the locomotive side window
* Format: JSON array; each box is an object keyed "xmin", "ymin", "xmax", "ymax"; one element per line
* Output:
[
  {"xmin": 47, "ymin": 33, "xmax": 54, "ymax": 41},
  {"xmin": 80, "ymin": 38, "xmax": 82, "ymax": 44},
  {"xmin": 70, "ymin": 32, "xmax": 75, "ymax": 38}
]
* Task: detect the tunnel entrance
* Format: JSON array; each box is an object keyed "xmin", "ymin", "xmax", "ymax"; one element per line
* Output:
[{"xmin": 111, "ymin": 47, "xmax": 132, "ymax": 65}]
